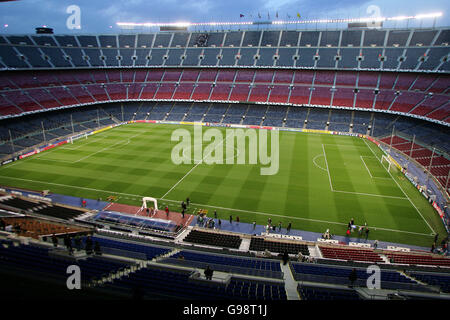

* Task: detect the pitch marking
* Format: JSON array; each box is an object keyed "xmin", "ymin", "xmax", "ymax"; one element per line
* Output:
[
  {"xmin": 363, "ymin": 139, "xmax": 435, "ymax": 234},
  {"xmin": 0, "ymin": 175, "xmax": 432, "ymax": 237}
]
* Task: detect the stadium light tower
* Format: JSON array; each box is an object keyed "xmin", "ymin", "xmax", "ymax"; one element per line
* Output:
[{"xmin": 116, "ymin": 12, "xmax": 443, "ymax": 30}]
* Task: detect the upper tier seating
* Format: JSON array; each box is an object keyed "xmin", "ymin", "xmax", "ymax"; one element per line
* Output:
[{"xmin": 1, "ymin": 29, "xmax": 449, "ymax": 71}]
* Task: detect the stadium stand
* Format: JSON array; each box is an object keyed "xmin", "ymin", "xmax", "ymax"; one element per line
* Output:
[
  {"xmin": 0, "ymin": 239, "xmax": 132, "ymax": 283},
  {"xmin": 249, "ymin": 237, "xmax": 310, "ymax": 255},
  {"xmin": 298, "ymin": 284, "xmax": 362, "ymax": 300},
  {"xmin": 289, "ymin": 262, "xmax": 426, "ymax": 291},
  {"xmin": 106, "ymin": 264, "xmax": 287, "ymax": 300},
  {"xmin": 88, "ymin": 236, "xmax": 171, "ymax": 260},
  {"xmin": 407, "ymin": 271, "xmax": 450, "ymax": 293},
  {"xmin": 164, "ymin": 250, "xmax": 283, "ymax": 278},
  {"xmin": 183, "ymin": 229, "xmax": 242, "ymax": 249},
  {"xmin": 0, "ymin": 217, "xmax": 87, "ymax": 239},
  {"xmin": 319, "ymin": 246, "xmax": 384, "ymax": 263},
  {"xmin": 0, "ymin": 25, "xmax": 449, "ymax": 301},
  {"xmin": 0, "ymin": 68, "xmax": 447, "ymax": 126},
  {"xmin": 0, "ymin": 196, "xmax": 87, "ymax": 220},
  {"xmin": 384, "ymin": 251, "xmax": 450, "ymax": 267}
]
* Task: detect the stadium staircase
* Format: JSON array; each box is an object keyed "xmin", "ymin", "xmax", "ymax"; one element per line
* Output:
[
  {"xmin": 238, "ymin": 238, "xmax": 251, "ymax": 251},
  {"xmin": 153, "ymin": 248, "xmax": 180, "ymax": 262},
  {"xmin": 308, "ymin": 244, "xmax": 323, "ymax": 259},
  {"xmin": 280, "ymin": 262, "xmax": 301, "ymax": 300},
  {"xmin": 354, "ymin": 287, "xmax": 397, "ymax": 300},
  {"xmin": 379, "ymin": 253, "xmax": 392, "ymax": 264},
  {"xmin": 89, "ymin": 255, "xmax": 147, "ymax": 288},
  {"xmin": 174, "ymin": 226, "xmax": 193, "ymax": 244},
  {"xmin": 398, "ymin": 271, "xmax": 432, "ymax": 289}
]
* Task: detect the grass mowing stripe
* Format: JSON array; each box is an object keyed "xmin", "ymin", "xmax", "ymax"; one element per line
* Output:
[
  {"xmin": 160, "ymin": 129, "xmax": 232, "ymax": 199},
  {"xmin": 361, "ymin": 155, "xmax": 374, "ymax": 178},
  {"xmin": 0, "ymin": 174, "xmax": 432, "ymax": 237},
  {"xmin": 0, "ymin": 123, "xmax": 444, "ymax": 246}
]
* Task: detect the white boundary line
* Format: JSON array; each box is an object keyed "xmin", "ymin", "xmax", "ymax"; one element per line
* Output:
[
  {"xmin": 322, "ymin": 144, "xmax": 407, "ymax": 200},
  {"xmin": 60, "ymin": 135, "xmax": 111, "ymax": 151},
  {"xmin": 361, "ymin": 155, "xmax": 374, "ymax": 178},
  {"xmin": 312, "ymin": 154, "xmax": 327, "ymax": 171},
  {"xmin": 0, "ymin": 175, "xmax": 432, "ymax": 237},
  {"xmin": 360, "ymin": 155, "xmax": 392, "ymax": 180},
  {"xmin": 322, "ymin": 144, "xmax": 335, "ymax": 191},
  {"xmin": 322, "ymin": 144, "xmax": 367, "ymax": 148},
  {"xmin": 332, "ymin": 189, "xmax": 407, "ymax": 200},
  {"xmin": 72, "ymin": 133, "xmax": 139, "ymax": 163},
  {"xmin": 31, "ymin": 133, "xmax": 140, "ymax": 165},
  {"xmin": 32, "ymin": 134, "xmax": 110, "ymax": 160},
  {"xmin": 363, "ymin": 139, "xmax": 435, "ymax": 234}
]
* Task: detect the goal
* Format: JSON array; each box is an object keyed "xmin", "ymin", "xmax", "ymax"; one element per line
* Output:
[
  {"xmin": 69, "ymin": 132, "xmax": 89, "ymax": 144},
  {"xmin": 381, "ymin": 155, "xmax": 399, "ymax": 173}
]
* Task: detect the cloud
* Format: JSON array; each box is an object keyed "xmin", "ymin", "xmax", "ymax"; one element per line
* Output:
[
  {"xmin": 0, "ymin": 0, "xmax": 448, "ymax": 33},
  {"xmin": 261, "ymin": 0, "xmax": 299, "ymax": 11}
]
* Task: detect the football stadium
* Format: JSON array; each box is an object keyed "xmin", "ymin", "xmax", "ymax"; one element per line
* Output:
[{"xmin": 0, "ymin": 1, "xmax": 449, "ymax": 305}]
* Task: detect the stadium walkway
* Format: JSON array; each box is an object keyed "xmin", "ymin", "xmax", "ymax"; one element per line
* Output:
[
  {"xmin": 280, "ymin": 262, "xmax": 300, "ymax": 300},
  {"xmin": 198, "ymin": 218, "xmax": 432, "ymax": 253},
  {"xmin": 0, "ymin": 186, "xmax": 432, "ymax": 252}
]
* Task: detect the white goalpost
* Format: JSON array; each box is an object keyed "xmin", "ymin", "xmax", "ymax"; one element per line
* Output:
[
  {"xmin": 140, "ymin": 197, "xmax": 159, "ymax": 215},
  {"xmin": 381, "ymin": 155, "xmax": 397, "ymax": 173},
  {"xmin": 69, "ymin": 132, "xmax": 89, "ymax": 144}
]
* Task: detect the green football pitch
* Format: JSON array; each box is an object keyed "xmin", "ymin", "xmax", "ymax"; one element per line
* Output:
[{"xmin": 0, "ymin": 122, "xmax": 447, "ymax": 247}]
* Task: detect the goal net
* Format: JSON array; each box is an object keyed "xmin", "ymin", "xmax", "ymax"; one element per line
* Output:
[
  {"xmin": 69, "ymin": 132, "xmax": 89, "ymax": 144},
  {"xmin": 381, "ymin": 155, "xmax": 399, "ymax": 173}
]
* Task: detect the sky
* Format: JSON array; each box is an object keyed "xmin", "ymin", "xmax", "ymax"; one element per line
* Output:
[{"xmin": 0, "ymin": 0, "xmax": 448, "ymax": 34}]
